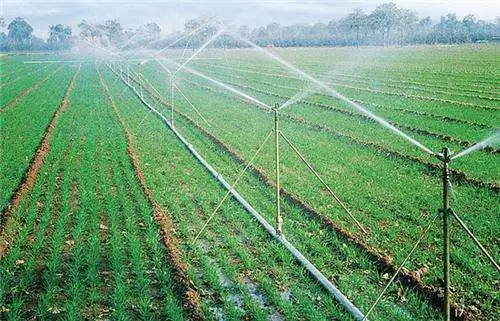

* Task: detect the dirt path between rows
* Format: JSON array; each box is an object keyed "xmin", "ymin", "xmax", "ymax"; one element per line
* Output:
[
  {"xmin": 0, "ymin": 64, "xmax": 81, "ymax": 258},
  {"xmin": 1, "ymin": 65, "xmax": 64, "ymax": 112},
  {"xmin": 97, "ymin": 66, "xmax": 204, "ymax": 321}
]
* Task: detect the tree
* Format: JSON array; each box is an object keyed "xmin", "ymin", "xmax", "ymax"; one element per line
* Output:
[
  {"xmin": 48, "ymin": 24, "xmax": 72, "ymax": 50},
  {"xmin": 396, "ymin": 9, "xmax": 418, "ymax": 45},
  {"xmin": 129, "ymin": 22, "xmax": 161, "ymax": 48},
  {"xmin": 144, "ymin": 22, "xmax": 161, "ymax": 41},
  {"xmin": 342, "ymin": 9, "xmax": 367, "ymax": 47},
  {"xmin": 78, "ymin": 20, "xmax": 101, "ymax": 42},
  {"xmin": 101, "ymin": 19, "xmax": 124, "ymax": 46},
  {"xmin": 462, "ymin": 14, "xmax": 477, "ymax": 42},
  {"xmin": 184, "ymin": 16, "xmax": 217, "ymax": 48},
  {"xmin": 369, "ymin": 3, "xmax": 399, "ymax": 45},
  {"xmin": 437, "ymin": 14, "xmax": 463, "ymax": 44},
  {"xmin": 7, "ymin": 17, "xmax": 33, "ymax": 49}
]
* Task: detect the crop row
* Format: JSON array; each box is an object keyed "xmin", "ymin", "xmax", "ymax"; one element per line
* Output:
[
  {"xmin": 192, "ymin": 61, "xmax": 498, "ymax": 119},
  {"xmin": 191, "ymin": 59, "xmax": 498, "ymax": 107},
  {"xmin": 0, "ymin": 62, "xmax": 48, "ymax": 85},
  {"xmin": 185, "ymin": 64, "xmax": 499, "ymax": 183},
  {"xmin": 0, "ymin": 63, "xmax": 62, "ymax": 107},
  {"xmin": 128, "ymin": 62, "xmax": 499, "ymax": 319},
  {"xmin": 200, "ymin": 65, "xmax": 494, "ymax": 131},
  {"xmin": 195, "ymin": 72, "xmax": 490, "ymax": 152}
]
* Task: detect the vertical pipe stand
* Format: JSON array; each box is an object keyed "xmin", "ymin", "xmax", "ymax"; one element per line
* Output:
[
  {"xmin": 274, "ymin": 104, "xmax": 282, "ymax": 235},
  {"xmin": 171, "ymin": 75, "xmax": 175, "ymax": 127},
  {"xmin": 441, "ymin": 147, "xmax": 451, "ymax": 321}
]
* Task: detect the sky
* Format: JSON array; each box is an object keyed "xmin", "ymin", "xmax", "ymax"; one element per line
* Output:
[{"xmin": 2, "ymin": 0, "xmax": 499, "ymax": 38}]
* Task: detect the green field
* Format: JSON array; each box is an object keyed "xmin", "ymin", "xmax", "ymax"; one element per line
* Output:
[{"xmin": 1, "ymin": 45, "xmax": 498, "ymax": 320}]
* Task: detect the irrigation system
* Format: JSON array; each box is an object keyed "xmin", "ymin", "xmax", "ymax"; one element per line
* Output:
[{"xmin": 35, "ymin": 21, "xmax": 499, "ymax": 320}]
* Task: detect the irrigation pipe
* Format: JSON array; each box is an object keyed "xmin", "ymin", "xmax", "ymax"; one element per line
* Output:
[{"xmin": 108, "ymin": 63, "xmax": 367, "ymax": 321}]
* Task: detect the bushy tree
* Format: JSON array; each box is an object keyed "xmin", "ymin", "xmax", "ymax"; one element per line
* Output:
[
  {"xmin": 368, "ymin": 3, "xmax": 399, "ymax": 45},
  {"xmin": 48, "ymin": 24, "xmax": 72, "ymax": 50},
  {"xmin": 341, "ymin": 9, "xmax": 368, "ymax": 46},
  {"xmin": 7, "ymin": 17, "xmax": 33, "ymax": 50}
]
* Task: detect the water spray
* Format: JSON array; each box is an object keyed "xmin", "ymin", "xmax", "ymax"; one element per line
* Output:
[
  {"xmin": 226, "ymin": 29, "xmax": 434, "ymax": 156},
  {"xmin": 171, "ymin": 75, "xmax": 175, "ymax": 126},
  {"xmin": 451, "ymin": 131, "xmax": 499, "ymax": 160},
  {"xmin": 171, "ymin": 61, "xmax": 272, "ymax": 110},
  {"xmin": 175, "ymin": 28, "xmax": 224, "ymax": 75}
]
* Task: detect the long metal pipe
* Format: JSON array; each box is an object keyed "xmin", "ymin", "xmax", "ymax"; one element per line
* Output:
[{"xmin": 109, "ymin": 64, "xmax": 366, "ymax": 320}]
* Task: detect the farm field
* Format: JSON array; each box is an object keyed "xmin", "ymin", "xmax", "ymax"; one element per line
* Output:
[{"xmin": 0, "ymin": 44, "xmax": 499, "ymax": 320}]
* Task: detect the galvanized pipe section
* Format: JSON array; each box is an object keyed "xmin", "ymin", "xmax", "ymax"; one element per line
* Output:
[{"xmin": 109, "ymin": 64, "xmax": 366, "ymax": 321}]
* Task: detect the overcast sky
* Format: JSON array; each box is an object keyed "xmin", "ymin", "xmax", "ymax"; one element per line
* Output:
[{"xmin": 2, "ymin": 0, "xmax": 499, "ymax": 38}]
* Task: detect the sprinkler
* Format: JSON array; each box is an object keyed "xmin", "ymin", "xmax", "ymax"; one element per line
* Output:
[
  {"xmin": 171, "ymin": 75, "xmax": 175, "ymax": 127},
  {"xmin": 274, "ymin": 102, "xmax": 282, "ymax": 235},
  {"xmin": 436, "ymin": 147, "xmax": 452, "ymax": 321}
]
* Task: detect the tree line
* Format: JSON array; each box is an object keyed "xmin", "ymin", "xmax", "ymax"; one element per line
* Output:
[{"xmin": 1, "ymin": 2, "xmax": 499, "ymax": 51}]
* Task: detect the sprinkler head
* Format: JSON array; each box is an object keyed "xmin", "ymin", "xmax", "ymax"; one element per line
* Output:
[{"xmin": 436, "ymin": 147, "xmax": 452, "ymax": 163}]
